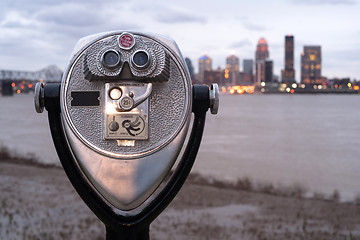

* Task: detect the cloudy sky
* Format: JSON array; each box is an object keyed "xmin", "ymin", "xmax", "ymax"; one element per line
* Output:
[{"xmin": 0, "ymin": 0, "xmax": 359, "ymax": 81}]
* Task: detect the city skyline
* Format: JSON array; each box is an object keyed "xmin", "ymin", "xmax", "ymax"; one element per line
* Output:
[
  {"xmin": 0, "ymin": 0, "xmax": 359, "ymax": 81},
  {"xmin": 195, "ymin": 34, "xmax": 354, "ymax": 83}
]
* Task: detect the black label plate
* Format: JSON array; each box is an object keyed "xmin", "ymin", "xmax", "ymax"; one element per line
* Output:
[{"xmin": 71, "ymin": 91, "xmax": 100, "ymax": 107}]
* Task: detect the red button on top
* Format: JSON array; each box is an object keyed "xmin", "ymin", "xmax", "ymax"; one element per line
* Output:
[{"xmin": 119, "ymin": 33, "xmax": 135, "ymax": 49}]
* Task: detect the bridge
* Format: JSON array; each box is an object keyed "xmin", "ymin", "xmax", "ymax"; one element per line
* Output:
[{"xmin": 0, "ymin": 65, "xmax": 63, "ymax": 96}]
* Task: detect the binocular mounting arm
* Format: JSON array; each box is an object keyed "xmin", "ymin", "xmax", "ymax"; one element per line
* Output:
[{"xmin": 34, "ymin": 82, "xmax": 218, "ymax": 240}]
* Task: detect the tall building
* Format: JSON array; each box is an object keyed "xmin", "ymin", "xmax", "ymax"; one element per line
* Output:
[
  {"xmin": 225, "ymin": 54, "xmax": 240, "ymax": 85},
  {"xmin": 243, "ymin": 59, "xmax": 254, "ymax": 82},
  {"xmin": 226, "ymin": 54, "xmax": 239, "ymax": 72},
  {"xmin": 264, "ymin": 60, "xmax": 273, "ymax": 83},
  {"xmin": 243, "ymin": 59, "xmax": 253, "ymax": 75},
  {"xmin": 255, "ymin": 60, "xmax": 265, "ymax": 83},
  {"xmin": 301, "ymin": 46, "xmax": 322, "ymax": 85},
  {"xmin": 255, "ymin": 38, "xmax": 269, "ymax": 61},
  {"xmin": 255, "ymin": 38, "xmax": 270, "ymax": 83},
  {"xmin": 198, "ymin": 54, "xmax": 212, "ymax": 83},
  {"xmin": 282, "ymin": 35, "xmax": 295, "ymax": 83}
]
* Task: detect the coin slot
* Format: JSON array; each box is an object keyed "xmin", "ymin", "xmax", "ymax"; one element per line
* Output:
[{"xmin": 109, "ymin": 87, "xmax": 122, "ymax": 100}]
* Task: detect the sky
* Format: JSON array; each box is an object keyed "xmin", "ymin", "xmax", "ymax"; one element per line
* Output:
[{"xmin": 0, "ymin": 0, "xmax": 359, "ymax": 82}]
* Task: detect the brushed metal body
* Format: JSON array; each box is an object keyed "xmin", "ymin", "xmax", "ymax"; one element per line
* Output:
[{"xmin": 60, "ymin": 31, "xmax": 192, "ymax": 211}]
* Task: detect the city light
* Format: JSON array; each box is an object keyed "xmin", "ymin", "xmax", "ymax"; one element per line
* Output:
[
  {"xmin": 224, "ymin": 69, "xmax": 229, "ymax": 79},
  {"xmin": 227, "ymin": 85, "xmax": 255, "ymax": 94}
]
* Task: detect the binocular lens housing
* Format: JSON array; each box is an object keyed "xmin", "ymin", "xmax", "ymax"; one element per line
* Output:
[
  {"xmin": 101, "ymin": 49, "xmax": 121, "ymax": 69},
  {"xmin": 131, "ymin": 50, "xmax": 150, "ymax": 70}
]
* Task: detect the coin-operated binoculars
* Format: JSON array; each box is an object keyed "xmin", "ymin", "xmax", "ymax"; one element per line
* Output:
[{"xmin": 35, "ymin": 31, "xmax": 218, "ymax": 240}]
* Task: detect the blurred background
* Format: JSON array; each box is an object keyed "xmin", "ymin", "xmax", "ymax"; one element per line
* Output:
[{"xmin": 1, "ymin": 0, "xmax": 360, "ymax": 239}]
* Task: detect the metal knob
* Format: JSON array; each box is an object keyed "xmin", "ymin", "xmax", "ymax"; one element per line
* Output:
[
  {"xmin": 34, "ymin": 82, "xmax": 45, "ymax": 113},
  {"xmin": 109, "ymin": 121, "xmax": 120, "ymax": 132},
  {"xmin": 209, "ymin": 83, "xmax": 219, "ymax": 114}
]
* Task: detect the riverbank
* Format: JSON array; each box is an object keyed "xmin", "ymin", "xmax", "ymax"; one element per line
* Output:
[
  {"xmin": 1, "ymin": 158, "xmax": 360, "ymax": 240},
  {"xmin": 2, "ymin": 94, "xmax": 360, "ymax": 202}
]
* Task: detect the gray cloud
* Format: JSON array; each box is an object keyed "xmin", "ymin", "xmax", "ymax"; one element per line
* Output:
[
  {"xmin": 155, "ymin": 10, "xmax": 206, "ymax": 24},
  {"xmin": 35, "ymin": 4, "xmax": 105, "ymax": 27},
  {"xmin": 292, "ymin": 0, "xmax": 357, "ymax": 5},
  {"xmin": 326, "ymin": 48, "xmax": 360, "ymax": 62},
  {"xmin": 0, "ymin": 11, "xmax": 34, "ymax": 28},
  {"xmin": 0, "ymin": 0, "xmax": 358, "ymax": 80},
  {"xmin": 230, "ymin": 39, "xmax": 252, "ymax": 48},
  {"xmin": 132, "ymin": 4, "xmax": 206, "ymax": 24},
  {"xmin": 0, "ymin": 0, "xmax": 107, "ymax": 18},
  {"xmin": 0, "ymin": 1, "xmax": 142, "ymax": 71},
  {"xmin": 243, "ymin": 22, "xmax": 268, "ymax": 31}
]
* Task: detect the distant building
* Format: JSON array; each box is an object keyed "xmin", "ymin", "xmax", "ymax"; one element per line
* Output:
[
  {"xmin": 301, "ymin": 46, "xmax": 322, "ymax": 85},
  {"xmin": 255, "ymin": 38, "xmax": 269, "ymax": 61},
  {"xmin": 198, "ymin": 54, "xmax": 212, "ymax": 83},
  {"xmin": 243, "ymin": 59, "xmax": 254, "ymax": 82},
  {"xmin": 328, "ymin": 78, "xmax": 351, "ymax": 89},
  {"xmin": 265, "ymin": 60, "xmax": 273, "ymax": 83},
  {"xmin": 226, "ymin": 54, "xmax": 239, "ymax": 72},
  {"xmin": 255, "ymin": 38, "xmax": 270, "ymax": 83},
  {"xmin": 243, "ymin": 59, "xmax": 253, "ymax": 75},
  {"xmin": 204, "ymin": 69, "xmax": 222, "ymax": 86},
  {"xmin": 255, "ymin": 60, "xmax": 265, "ymax": 83},
  {"xmin": 282, "ymin": 35, "xmax": 295, "ymax": 83},
  {"xmin": 225, "ymin": 54, "xmax": 240, "ymax": 85}
]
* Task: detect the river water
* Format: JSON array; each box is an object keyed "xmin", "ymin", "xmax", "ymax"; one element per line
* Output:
[{"xmin": 1, "ymin": 93, "xmax": 360, "ymax": 200}]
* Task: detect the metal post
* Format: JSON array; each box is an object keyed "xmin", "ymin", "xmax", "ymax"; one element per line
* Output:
[{"xmin": 106, "ymin": 225, "xmax": 149, "ymax": 240}]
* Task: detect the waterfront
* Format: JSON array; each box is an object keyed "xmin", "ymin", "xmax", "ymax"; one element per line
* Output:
[{"xmin": 1, "ymin": 93, "xmax": 360, "ymax": 200}]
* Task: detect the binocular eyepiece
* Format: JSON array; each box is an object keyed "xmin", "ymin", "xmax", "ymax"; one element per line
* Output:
[{"xmin": 35, "ymin": 31, "xmax": 218, "ymax": 239}]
